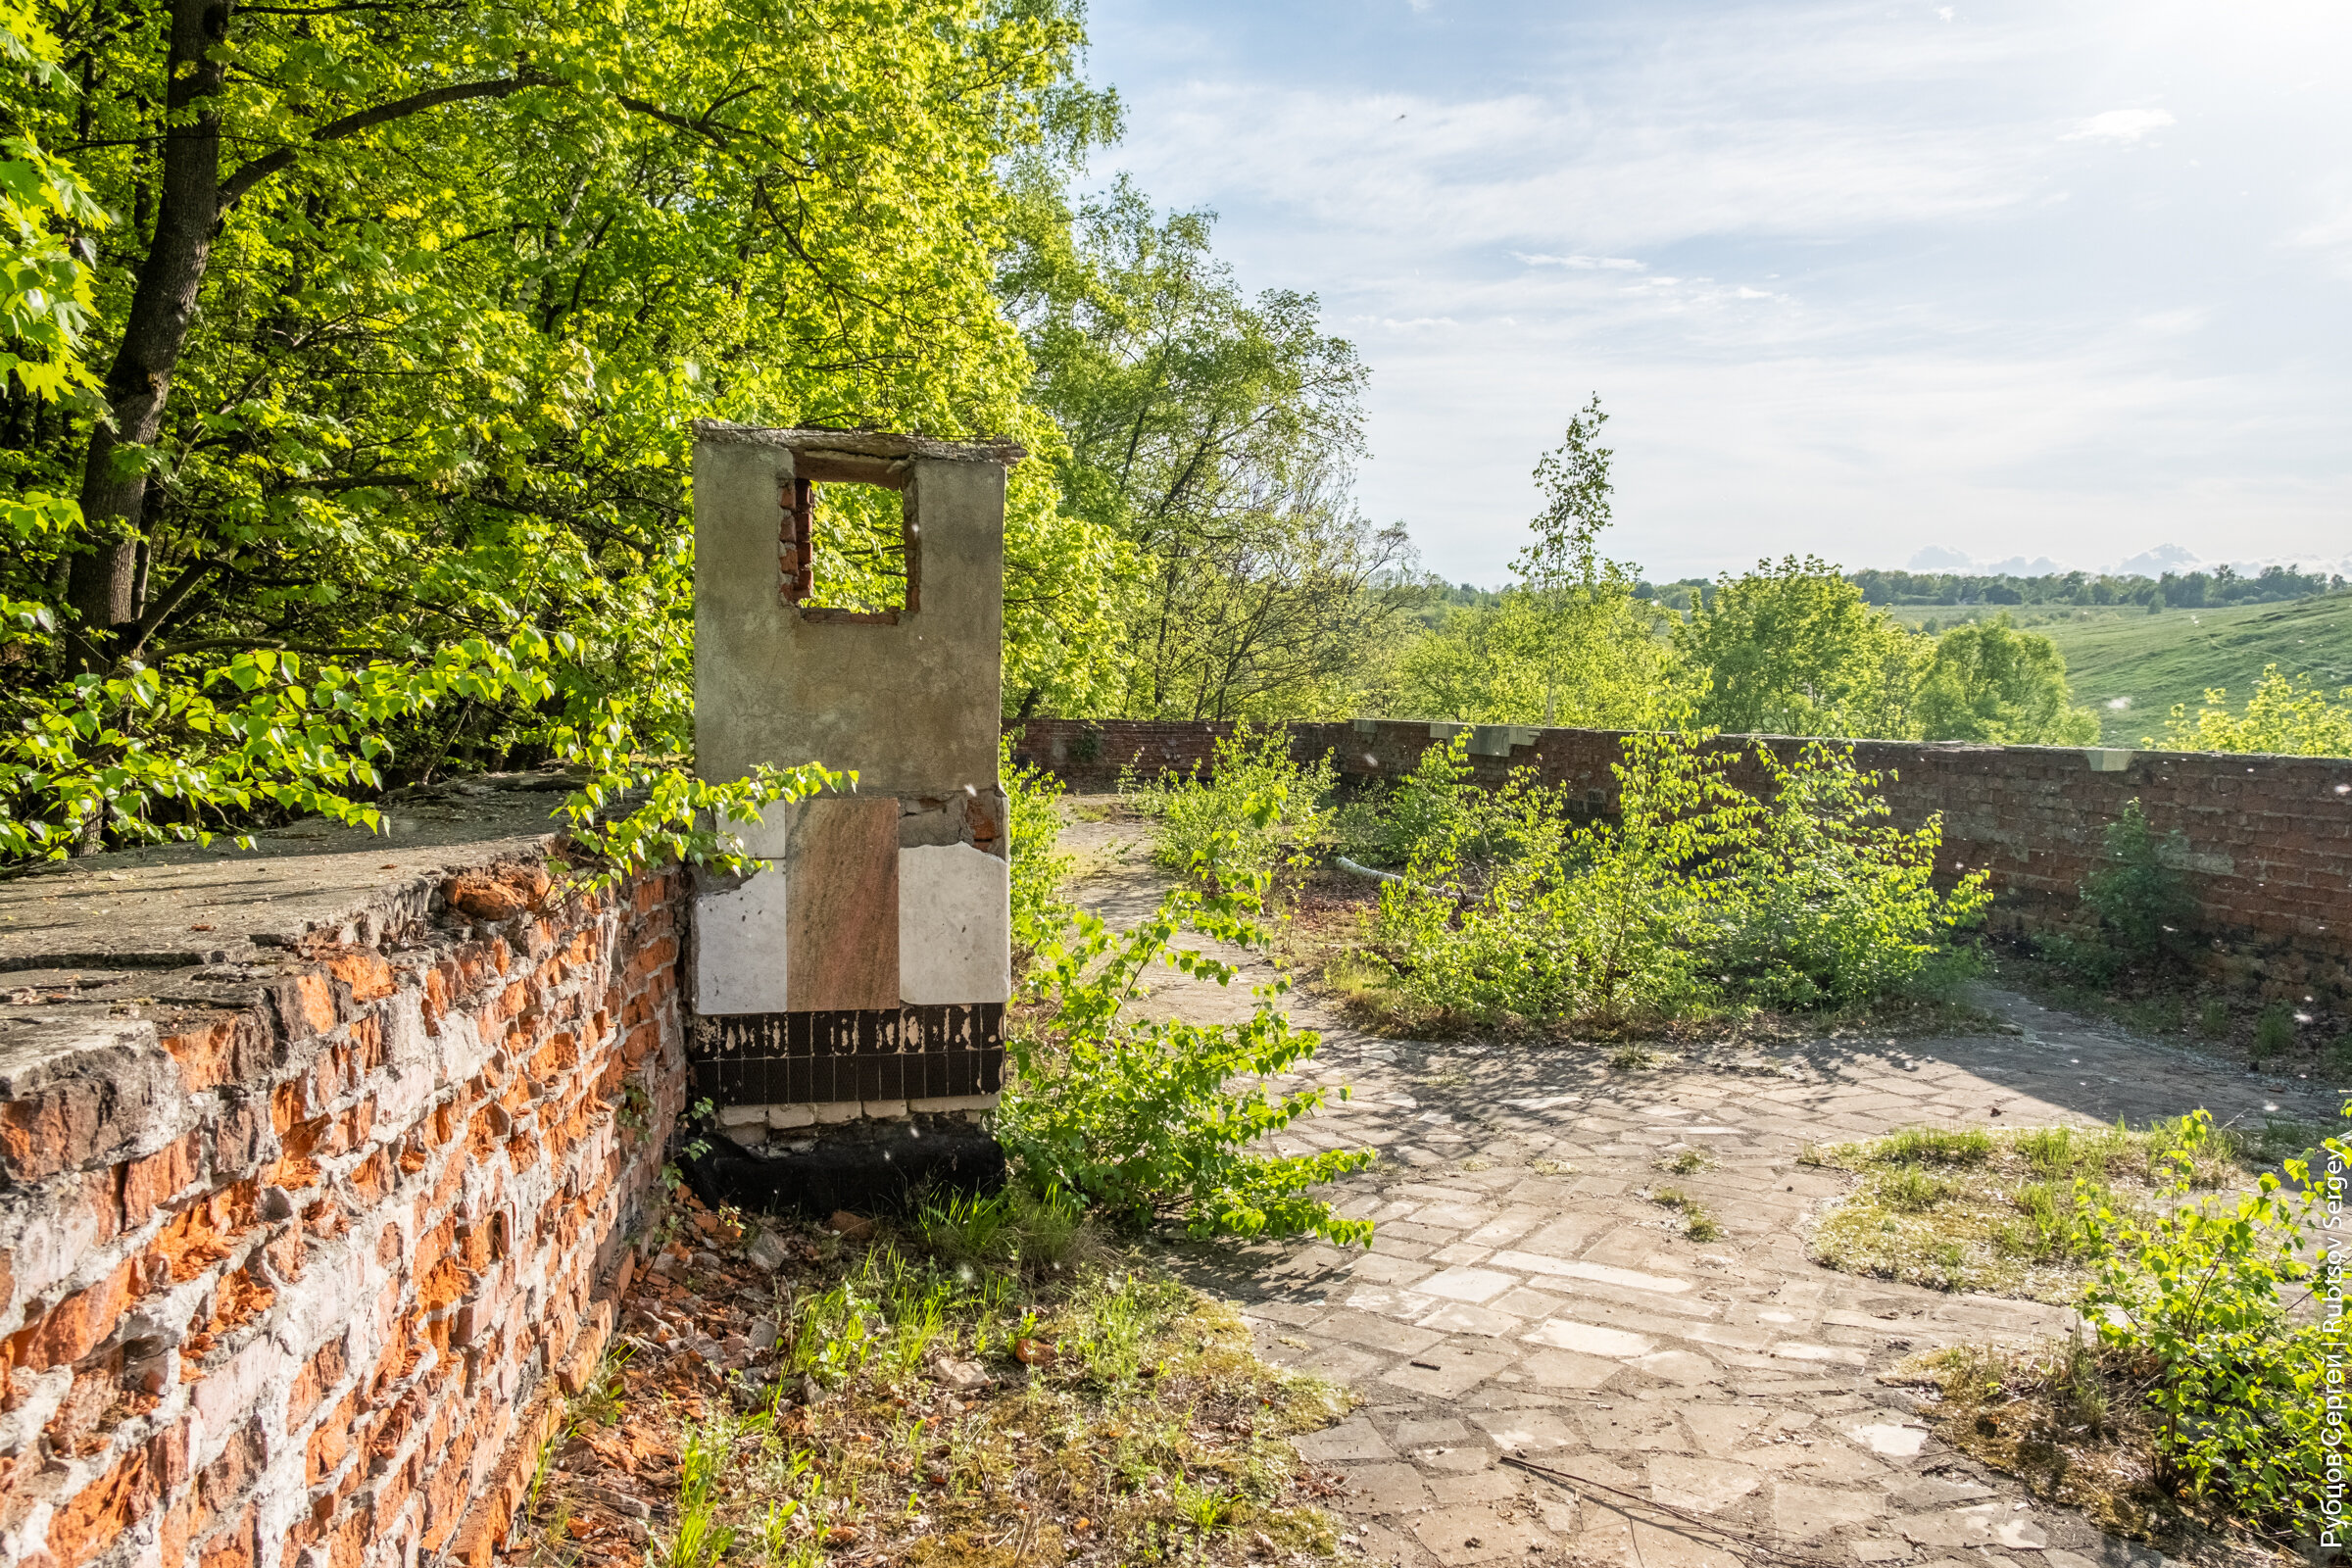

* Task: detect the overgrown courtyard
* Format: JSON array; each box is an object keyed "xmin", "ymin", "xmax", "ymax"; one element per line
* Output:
[{"xmin": 535, "ymin": 742, "xmax": 2349, "ymax": 1568}]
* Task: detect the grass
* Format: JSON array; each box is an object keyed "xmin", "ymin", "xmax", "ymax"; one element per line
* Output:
[
  {"xmin": 1800, "ymin": 1116, "xmax": 2285, "ymax": 1300},
  {"xmin": 514, "ymin": 1187, "xmax": 1354, "ymax": 1568},
  {"xmin": 1646, "ymin": 1186, "xmax": 1722, "ymax": 1242},
  {"xmin": 1895, "ymin": 1342, "xmax": 2300, "ymax": 1566},
  {"xmin": 2021, "ymin": 589, "xmax": 2352, "ymax": 746}
]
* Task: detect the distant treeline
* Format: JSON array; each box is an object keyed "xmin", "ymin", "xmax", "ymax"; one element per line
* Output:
[
  {"xmin": 1610, "ymin": 564, "xmax": 2342, "ymax": 613},
  {"xmin": 1842, "ymin": 564, "xmax": 2342, "ymax": 609}
]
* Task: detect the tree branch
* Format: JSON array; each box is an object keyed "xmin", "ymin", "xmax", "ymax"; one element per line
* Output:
[
  {"xmin": 122, "ymin": 559, "xmax": 225, "ymax": 662},
  {"xmin": 220, "ymin": 75, "xmax": 540, "ymax": 209}
]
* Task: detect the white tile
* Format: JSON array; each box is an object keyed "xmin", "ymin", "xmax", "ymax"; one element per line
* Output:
[
  {"xmin": 898, "ymin": 843, "xmax": 1009, "ymax": 1004},
  {"xmin": 1847, "ymin": 1422, "xmax": 1929, "ymax": 1456},
  {"xmin": 1521, "ymin": 1319, "xmax": 1653, "ymax": 1358},
  {"xmin": 1488, "ymin": 1251, "xmax": 1693, "ymax": 1295},
  {"xmin": 695, "ymin": 864, "xmax": 788, "ymax": 1013},
  {"xmin": 1417, "ymin": 1266, "xmax": 1518, "ymax": 1303},
  {"xmin": 1417, "ymin": 1302, "xmax": 1524, "ymax": 1337}
]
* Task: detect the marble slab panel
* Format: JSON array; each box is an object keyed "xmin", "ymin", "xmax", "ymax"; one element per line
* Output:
[
  {"xmin": 898, "ymin": 842, "xmax": 1009, "ymax": 1004},
  {"xmin": 780, "ymin": 796, "xmax": 901, "ymax": 1010},
  {"xmin": 694, "ymin": 864, "xmax": 789, "ymax": 1014}
]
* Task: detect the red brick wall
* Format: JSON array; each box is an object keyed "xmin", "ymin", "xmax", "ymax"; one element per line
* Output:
[
  {"xmin": 0, "ymin": 857, "xmax": 689, "ymax": 1568},
  {"xmin": 1012, "ymin": 717, "xmax": 2352, "ymax": 999}
]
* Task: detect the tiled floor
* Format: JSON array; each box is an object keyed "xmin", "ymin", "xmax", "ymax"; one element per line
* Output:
[{"xmin": 1063, "ymin": 806, "xmax": 2332, "ymax": 1568}]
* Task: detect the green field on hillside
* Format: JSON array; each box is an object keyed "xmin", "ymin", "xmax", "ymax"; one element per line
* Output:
[{"xmin": 1900, "ymin": 592, "xmax": 2352, "ymax": 746}]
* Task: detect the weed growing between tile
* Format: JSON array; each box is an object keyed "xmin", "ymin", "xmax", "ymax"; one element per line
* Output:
[
  {"xmin": 1892, "ymin": 1342, "xmax": 2301, "ymax": 1567},
  {"xmin": 513, "ymin": 1188, "xmax": 1357, "ymax": 1568},
  {"xmin": 1801, "ymin": 1116, "xmax": 2324, "ymax": 1300}
]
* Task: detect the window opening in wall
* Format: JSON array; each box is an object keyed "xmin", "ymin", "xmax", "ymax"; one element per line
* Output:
[{"xmin": 779, "ymin": 457, "xmax": 916, "ymax": 622}]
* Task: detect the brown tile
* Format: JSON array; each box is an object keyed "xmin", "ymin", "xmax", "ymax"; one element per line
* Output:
[{"xmin": 780, "ymin": 796, "xmax": 901, "ymax": 1010}]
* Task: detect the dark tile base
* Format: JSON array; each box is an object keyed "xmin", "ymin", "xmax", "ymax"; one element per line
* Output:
[{"xmin": 688, "ymin": 1003, "xmax": 1003, "ymax": 1105}]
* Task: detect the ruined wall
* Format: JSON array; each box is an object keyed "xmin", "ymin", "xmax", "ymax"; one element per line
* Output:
[
  {"xmin": 0, "ymin": 785, "xmax": 690, "ymax": 1568},
  {"xmin": 687, "ymin": 424, "xmax": 1017, "ymax": 1149},
  {"xmin": 1010, "ymin": 717, "xmax": 2352, "ymax": 1000}
]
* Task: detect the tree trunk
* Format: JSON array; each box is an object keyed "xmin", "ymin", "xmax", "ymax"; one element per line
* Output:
[{"xmin": 66, "ymin": 0, "xmax": 229, "ymax": 658}]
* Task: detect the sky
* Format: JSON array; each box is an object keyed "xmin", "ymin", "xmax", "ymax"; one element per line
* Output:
[{"xmin": 1078, "ymin": 0, "xmax": 2352, "ymax": 585}]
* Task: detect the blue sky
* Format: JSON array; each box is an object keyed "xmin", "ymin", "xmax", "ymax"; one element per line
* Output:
[{"xmin": 1078, "ymin": 0, "xmax": 2352, "ymax": 584}]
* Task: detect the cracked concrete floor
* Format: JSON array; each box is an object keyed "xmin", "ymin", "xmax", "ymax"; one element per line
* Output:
[{"xmin": 1058, "ymin": 805, "xmax": 2335, "ymax": 1568}]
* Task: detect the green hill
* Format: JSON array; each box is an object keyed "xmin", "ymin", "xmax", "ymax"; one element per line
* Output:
[{"xmin": 1924, "ymin": 592, "xmax": 2352, "ymax": 746}]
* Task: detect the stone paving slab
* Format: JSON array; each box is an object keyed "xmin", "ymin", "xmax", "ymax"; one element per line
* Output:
[{"xmin": 1060, "ymin": 805, "xmax": 2331, "ymax": 1568}]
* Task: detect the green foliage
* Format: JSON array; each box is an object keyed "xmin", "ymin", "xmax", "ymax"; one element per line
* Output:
[
  {"xmin": 998, "ymin": 784, "xmax": 1372, "ymax": 1245},
  {"xmin": 663, "ymin": 1418, "xmax": 741, "ymax": 1568},
  {"xmin": 1875, "ymin": 1126, "xmax": 1994, "ymax": 1165},
  {"xmin": 1716, "ymin": 741, "xmax": 1989, "ymax": 1007},
  {"xmin": 2250, "ymin": 1003, "xmax": 2295, "ymax": 1061},
  {"xmin": 1004, "ymin": 737, "xmax": 1073, "ymax": 964},
  {"xmin": 1340, "ymin": 735, "xmax": 1517, "ymax": 869},
  {"xmin": 1387, "ymin": 399, "xmax": 1681, "ymax": 727},
  {"xmin": 2, "ymin": 0, "xmax": 1124, "ymax": 862},
  {"xmin": 911, "ymin": 1185, "xmax": 1088, "ymax": 1275},
  {"xmin": 1910, "ymin": 614, "xmax": 2099, "ymax": 745},
  {"xmin": 2069, "ymin": 799, "xmax": 2198, "ymax": 970},
  {"xmin": 1120, "ymin": 723, "xmax": 1335, "ymax": 884},
  {"xmin": 2075, "ymin": 1108, "xmax": 2339, "ymax": 1533},
  {"xmin": 2158, "ymin": 662, "xmax": 2352, "ymax": 758},
  {"xmin": 1004, "ymin": 177, "xmax": 1413, "ymax": 720},
  {"xmin": 1388, "ymin": 588, "xmax": 1680, "ymax": 727},
  {"xmin": 1675, "ymin": 555, "xmax": 1927, "ymax": 739},
  {"xmin": 1372, "ymin": 726, "xmax": 1986, "ymax": 1026}
]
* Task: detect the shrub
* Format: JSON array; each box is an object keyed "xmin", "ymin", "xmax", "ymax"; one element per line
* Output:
[
  {"xmin": 1003, "ymin": 738, "xmax": 1072, "ymax": 966},
  {"xmin": 998, "ymin": 783, "xmax": 1372, "ymax": 1244},
  {"xmin": 1716, "ymin": 740, "xmax": 1989, "ymax": 1006},
  {"xmin": 1371, "ymin": 726, "xmax": 1987, "ymax": 1026},
  {"xmin": 2074, "ymin": 1107, "xmax": 2339, "ymax": 1533},
  {"xmin": 2074, "ymin": 798, "xmax": 2197, "ymax": 967},
  {"xmin": 2157, "ymin": 663, "xmax": 2352, "ymax": 758},
  {"xmin": 2328, "ymin": 1032, "xmax": 2352, "ymax": 1079},
  {"xmin": 1122, "ymin": 723, "xmax": 1336, "ymax": 885},
  {"xmin": 2250, "ymin": 1002, "xmax": 2294, "ymax": 1061},
  {"xmin": 1335, "ymin": 733, "xmax": 1523, "ymax": 870}
]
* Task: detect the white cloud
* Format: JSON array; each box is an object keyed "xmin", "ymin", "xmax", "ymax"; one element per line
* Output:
[
  {"xmin": 1123, "ymin": 82, "xmax": 2045, "ymax": 253},
  {"xmin": 1514, "ymin": 253, "xmax": 1645, "ymax": 270},
  {"xmin": 2063, "ymin": 108, "xmax": 2175, "ymax": 143},
  {"xmin": 1082, "ymin": 0, "xmax": 2352, "ymax": 580}
]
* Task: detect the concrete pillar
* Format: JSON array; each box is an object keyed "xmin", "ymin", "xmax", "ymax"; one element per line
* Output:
[{"xmin": 685, "ymin": 422, "xmax": 1023, "ymax": 1206}]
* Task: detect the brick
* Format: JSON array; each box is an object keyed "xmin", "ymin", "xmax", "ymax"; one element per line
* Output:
[
  {"xmin": 122, "ymin": 1130, "xmax": 205, "ymax": 1228},
  {"xmin": 211, "ymin": 1098, "xmax": 270, "ymax": 1175},
  {"xmin": 0, "ymin": 1078, "xmax": 113, "ymax": 1183},
  {"xmin": 307, "ymin": 1389, "xmax": 358, "ymax": 1484},
  {"xmin": 161, "ymin": 1015, "xmax": 245, "ymax": 1095},
  {"xmin": 196, "ymin": 1504, "xmax": 258, "ymax": 1568},
  {"xmin": 9, "ymin": 1255, "xmax": 137, "ymax": 1371},
  {"xmin": 319, "ymin": 948, "xmax": 395, "ymax": 1002},
  {"xmin": 46, "ymin": 1437, "xmax": 156, "ymax": 1567},
  {"xmin": 274, "ymin": 973, "xmax": 338, "ymax": 1040},
  {"xmin": 199, "ymin": 1417, "xmax": 268, "ymax": 1531}
]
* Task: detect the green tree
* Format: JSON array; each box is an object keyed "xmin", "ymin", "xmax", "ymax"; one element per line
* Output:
[
  {"xmin": 1003, "ymin": 177, "xmax": 1414, "ymax": 719},
  {"xmin": 2155, "ymin": 664, "xmax": 2352, "ymax": 757},
  {"xmin": 1911, "ymin": 614, "xmax": 2099, "ymax": 745},
  {"xmin": 2, "ymin": 0, "xmax": 1122, "ymax": 860},
  {"xmin": 1388, "ymin": 398, "xmax": 1679, "ymax": 726},
  {"xmin": 1676, "ymin": 555, "xmax": 1924, "ymax": 738}
]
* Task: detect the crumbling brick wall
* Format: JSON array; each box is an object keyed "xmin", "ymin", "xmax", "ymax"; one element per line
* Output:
[
  {"xmin": 0, "ymin": 806, "xmax": 690, "ymax": 1568},
  {"xmin": 1011, "ymin": 717, "xmax": 2352, "ymax": 1000}
]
